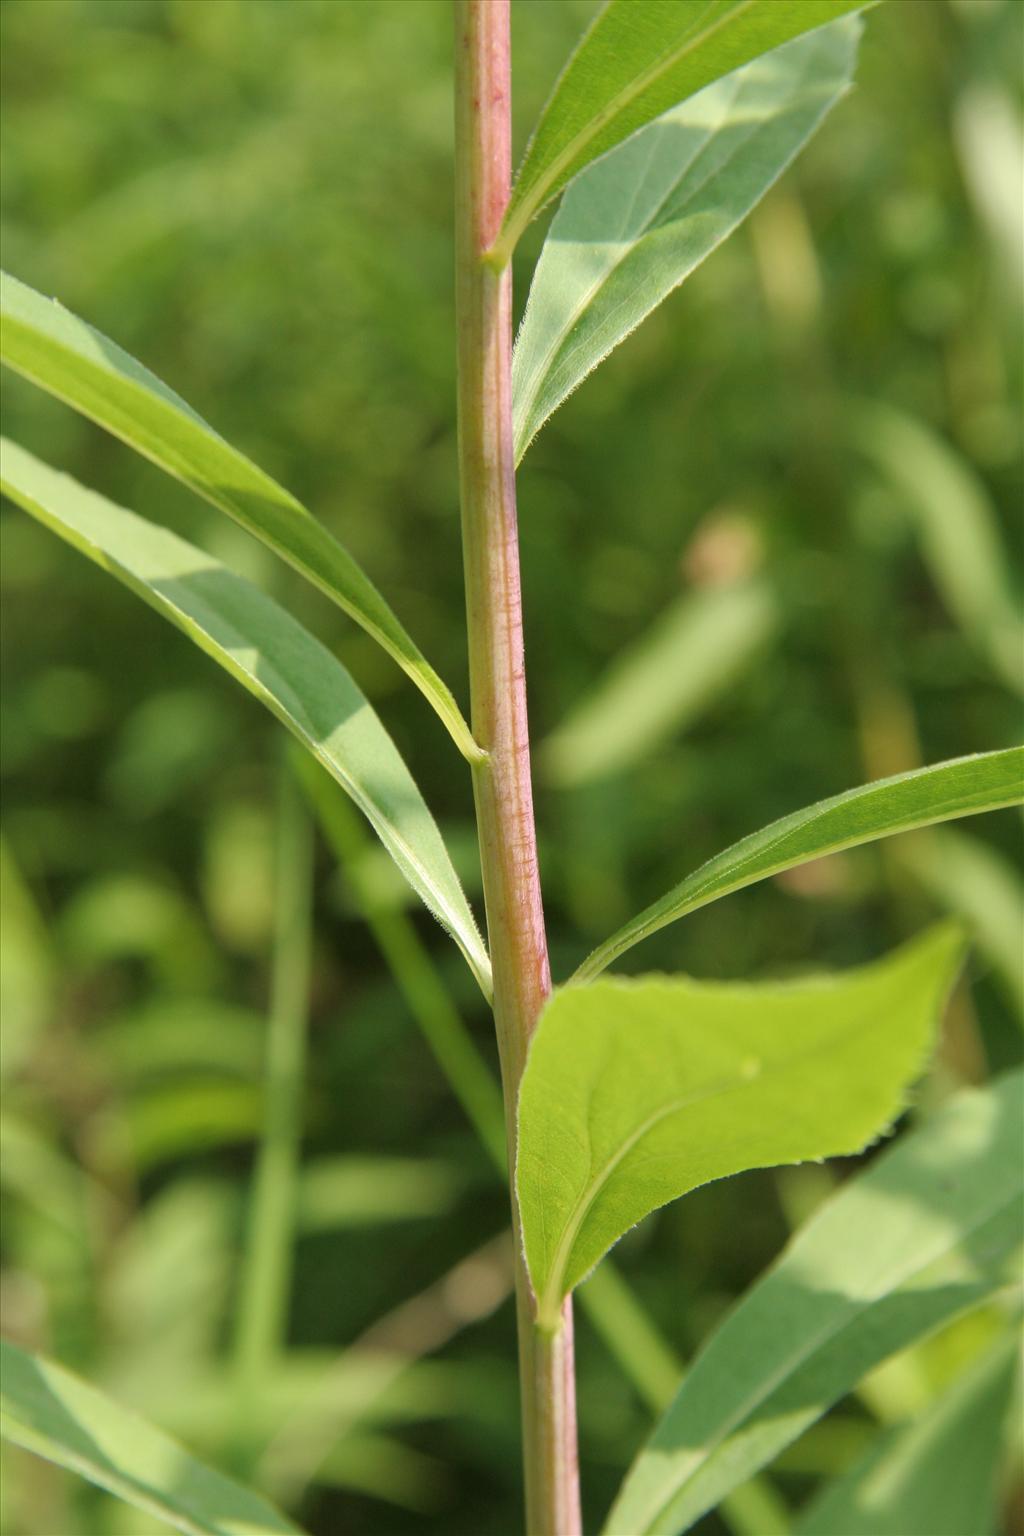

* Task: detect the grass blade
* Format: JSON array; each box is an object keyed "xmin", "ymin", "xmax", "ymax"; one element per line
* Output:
[
  {"xmin": 0, "ymin": 271, "xmax": 481, "ymax": 761},
  {"xmin": 0, "ymin": 438, "xmax": 491, "ymax": 998},
  {"xmin": 0, "ymin": 1339, "xmax": 303, "ymax": 1536},
  {"xmin": 574, "ymin": 749, "xmax": 1024, "ymax": 981},
  {"xmin": 513, "ymin": 20, "xmax": 859, "ymax": 460},
  {"xmin": 495, "ymin": 0, "xmax": 869, "ymax": 262},
  {"xmin": 604, "ymin": 1069, "xmax": 1024, "ymax": 1535}
]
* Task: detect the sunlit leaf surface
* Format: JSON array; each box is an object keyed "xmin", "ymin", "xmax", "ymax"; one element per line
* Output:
[
  {"xmin": 498, "ymin": 0, "xmax": 869, "ymax": 259},
  {"xmin": 605, "ymin": 1068, "xmax": 1024, "ymax": 1534},
  {"xmin": 795, "ymin": 1333, "xmax": 1019, "ymax": 1536},
  {"xmin": 575, "ymin": 749, "xmax": 1024, "ymax": 980},
  {"xmin": 513, "ymin": 20, "xmax": 859, "ymax": 460},
  {"xmin": 519, "ymin": 924, "xmax": 963, "ymax": 1324},
  {"xmin": 0, "ymin": 271, "xmax": 479, "ymax": 759},
  {"xmin": 0, "ymin": 1338, "xmax": 303, "ymax": 1536},
  {"xmin": 0, "ymin": 439, "xmax": 491, "ymax": 997}
]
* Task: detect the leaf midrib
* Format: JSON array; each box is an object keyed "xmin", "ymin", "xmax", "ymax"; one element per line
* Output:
[
  {"xmin": 628, "ymin": 1186, "xmax": 1018, "ymax": 1534},
  {"xmin": 516, "ymin": 67, "xmax": 747, "ymax": 453},
  {"xmin": 538, "ymin": 966, "xmax": 927, "ymax": 1318},
  {"xmin": 503, "ymin": 0, "xmax": 755, "ymax": 250},
  {"xmin": 0, "ymin": 1416, "xmax": 219, "ymax": 1536},
  {"xmin": 577, "ymin": 756, "xmax": 1024, "ymax": 977},
  {"xmin": 3, "ymin": 468, "xmax": 493, "ymax": 998}
]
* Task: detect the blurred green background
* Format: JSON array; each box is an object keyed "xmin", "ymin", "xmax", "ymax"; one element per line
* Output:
[{"xmin": 1, "ymin": 1, "xmax": 1021, "ymax": 1532}]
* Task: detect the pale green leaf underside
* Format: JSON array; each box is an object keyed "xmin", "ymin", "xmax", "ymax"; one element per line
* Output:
[
  {"xmin": 498, "ymin": 0, "xmax": 870, "ymax": 260},
  {"xmin": 0, "ymin": 1339, "xmax": 302, "ymax": 1536},
  {"xmin": 513, "ymin": 20, "xmax": 858, "ymax": 462},
  {"xmin": 542, "ymin": 579, "xmax": 776, "ymax": 785},
  {"xmin": 796, "ymin": 1333, "xmax": 1019, "ymax": 1536},
  {"xmin": 851, "ymin": 400, "xmax": 1024, "ymax": 697},
  {"xmin": 574, "ymin": 748, "xmax": 1024, "ymax": 981},
  {"xmin": 0, "ymin": 439, "xmax": 491, "ymax": 999},
  {"xmin": 0, "ymin": 271, "xmax": 480, "ymax": 761},
  {"xmin": 605, "ymin": 1068, "xmax": 1024, "ymax": 1535},
  {"xmin": 519, "ymin": 923, "xmax": 964, "ymax": 1326}
]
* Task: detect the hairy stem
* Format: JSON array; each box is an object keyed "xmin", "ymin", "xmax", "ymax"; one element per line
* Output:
[{"xmin": 453, "ymin": 4, "xmax": 581, "ymax": 1531}]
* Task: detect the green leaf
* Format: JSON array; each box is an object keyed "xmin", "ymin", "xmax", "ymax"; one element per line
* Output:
[
  {"xmin": 496, "ymin": 0, "xmax": 870, "ymax": 262},
  {"xmin": 604, "ymin": 1068, "xmax": 1024, "ymax": 1535},
  {"xmin": 542, "ymin": 580, "xmax": 776, "ymax": 786},
  {"xmin": 0, "ymin": 438, "xmax": 491, "ymax": 999},
  {"xmin": 851, "ymin": 400, "xmax": 1024, "ymax": 696},
  {"xmin": 513, "ymin": 20, "xmax": 859, "ymax": 461},
  {"xmin": 795, "ymin": 1333, "xmax": 1019, "ymax": 1536},
  {"xmin": 0, "ymin": 1338, "xmax": 303, "ymax": 1536},
  {"xmin": 0, "ymin": 270, "xmax": 481, "ymax": 762},
  {"xmin": 519, "ymin": 923, "xmax": 964, "ymax": 1327},
  {"xmin": 574, "ymin": 749, "xmax": 1024, "ymax": 981}
]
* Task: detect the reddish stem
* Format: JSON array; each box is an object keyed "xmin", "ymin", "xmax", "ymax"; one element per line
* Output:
[{"xmin": 453, "ymin": 4, "xmax": 581, "ymax": 1532}]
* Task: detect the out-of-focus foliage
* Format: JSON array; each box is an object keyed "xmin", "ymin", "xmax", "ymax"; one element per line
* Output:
[{"xmin": 1, "ymin": 2, "xmax": 1021, "ymax": 1534}]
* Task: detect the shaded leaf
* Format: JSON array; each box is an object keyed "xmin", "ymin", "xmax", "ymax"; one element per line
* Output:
[
  {"xmin": 0, "ymin": 1339, "xmax": 302, "ymax": 1536},
  {"xmin": 542, "ymin": 580, "xmax": 776, "ymax": 785},
  {"xmin": 574, "ymin": 749, "xmax": 1024, "ymax": 981},
  {"xmin": 0, "ymin": 439, "xmax": 491, "ymax": 998},
  {"xmin": 513, "ymin": 20, "xmax": 858, "ymax": 460},
  {"xmin": 519, "ymin": 924, "xmax": 963, "ymax": 1326},
  {"xmin": 795, "ymin": 1332, "xmax": 1019, "ymax": 1536},
  {"xmin": 605, "ymin": 1068, "xmax": 1024, "ymax": 1535},
  {"xmin": 901, "ymin": 827, "xmax": 1024, "ymax": 1026},
  {"xmin": 0, "ymin": 271, "xmax": 480, "ymax": 760},
  {"xmin": 497, "ymin": 0, "xmax": 869, "ymax": 260},
  {"xmin": 852, "ymin": 400, "xmax": 1024, "ymax": 696}
]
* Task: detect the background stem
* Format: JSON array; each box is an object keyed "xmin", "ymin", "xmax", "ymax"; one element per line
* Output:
[
  {"xmin": 232, "ymin": 755, "xmax": 313, "ymax": 1453},
  {"xmin": 453, "ymin": 4, "xmax": 581, "ymax": 1531}
]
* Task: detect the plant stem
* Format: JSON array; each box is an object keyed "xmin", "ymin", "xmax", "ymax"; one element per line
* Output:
[
  {"xmin": 453, "ymin": 4, "xmax": 581, "ymax": 1531},
  {"xmin": 232, "ymin": 755, "xmax": 313, "ymax": 1450}
]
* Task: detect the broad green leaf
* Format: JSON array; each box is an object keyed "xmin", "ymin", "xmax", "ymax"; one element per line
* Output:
[
  {"xmin": 796, "ymin": 1333, "xmax": 1019, "ymax": 1536},
  {"xmin": 0, "ymin": 1339, "xmax": 302, "ymax": 1536},
  {"xmin": 0, "ymin": 271, "xmax": 480, "ymax": 762},
  {"xmin": 574, "ymin": 749, "xmax": 1024, "ymax": 981},
  {"xmin": 542, "ymin": 580, "xmax": 776, "ymax": 785},
  {"xmin": 0, "ymin": 439, "xmax": 491, "ymax": 998},
  {"xmin": 496, "ymin": 0, "xmax": 870, "ymax": 261},
  {"xmin": 513, "ymin": 21, "xmax": 858, "ymax": 461},
  {"xmin": 519, "ymin": 923, "xmax": 964, "ymax": 1327},
  {"xmin": 605, "ymin": 1069, "xmax": 1024, "ymax": 1536},
  {"xmin": 852, "ymin": 401, "xmax": 1024, "ymax": 696}
]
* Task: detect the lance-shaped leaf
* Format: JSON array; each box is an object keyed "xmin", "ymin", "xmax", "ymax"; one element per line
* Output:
[
  {"xmin": 795, "ymin": 1333, "xmax": 1019, "ymax": 1536},
  {"xmin": 0, "ymin": 271, "xmax": 481, "ymax": 762},
  {"xmin": 574, "ymin": 749, "xmax": 1024, "ymax": 981},
  {"xmin": 605, "ymin": 1068, "xmax": 1024, "ymax": 1536},
  {"xmin": 0, "ymin": 439, "xmax": 491, "ymax": 999},
  {"xmin": 0, "ymin": 1338, "xmax": 303, "ymax": 1536},
  {"xmin": 519, "ymin": 923, "xmax": 964, "ymax": 1328},
  {"xmin": 513, "ymin": 19, "xmax": 858, "ymax": 461},
  {"xmin": 496, "ymin": 0, "xmax": 870, "ymax": 261}
]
